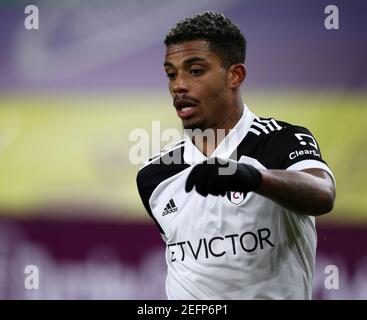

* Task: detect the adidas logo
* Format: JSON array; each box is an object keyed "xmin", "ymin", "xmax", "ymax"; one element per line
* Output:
[{"xmin": 162, "ymin": 199, "xmax": 178, "ymax": 216}]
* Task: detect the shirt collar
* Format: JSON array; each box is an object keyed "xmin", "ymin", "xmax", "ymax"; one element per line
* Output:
[{"xmin": 183, "ymin": 104, "xmax": 255, "ymax": 165}]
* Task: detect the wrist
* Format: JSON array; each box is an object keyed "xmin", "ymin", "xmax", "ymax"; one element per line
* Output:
[{"xmin": 236, "ymin": 163, "xmax": 262, "ymax": 192}]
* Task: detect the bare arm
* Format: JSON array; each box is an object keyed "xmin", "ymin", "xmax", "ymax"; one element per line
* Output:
[{"xmin": 256, "ymin": 168, "xmax": 336, "ymax": 216}]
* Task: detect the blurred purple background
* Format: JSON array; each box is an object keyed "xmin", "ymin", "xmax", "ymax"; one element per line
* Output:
[{"xmin": 1, "ymin": 0, "xmax": 366, "ymax": 91}]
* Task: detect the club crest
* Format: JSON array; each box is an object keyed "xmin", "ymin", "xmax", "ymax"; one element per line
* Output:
[{"xmin": 226, "ymin": 191, "xmax": 246, "ymax": 205}]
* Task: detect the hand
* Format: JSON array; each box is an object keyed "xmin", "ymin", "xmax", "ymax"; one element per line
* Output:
[{"xmin": 185, "ymin": 158, "xmax": 262, "ymax": 197}]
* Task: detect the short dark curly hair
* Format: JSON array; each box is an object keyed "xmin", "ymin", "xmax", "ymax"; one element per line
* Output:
[{"xmin": 164, "ymin": 11, "xmax": 246, "ymax": 68}]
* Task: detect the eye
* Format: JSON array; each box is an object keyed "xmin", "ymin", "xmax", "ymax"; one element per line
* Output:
[
  {"xmin": 190, "ymin": 69, "xmax": 203, "ymax": 76},
  {"xmin": 166, "ymin": 72, "xmax": 176, "ymax": 80}
]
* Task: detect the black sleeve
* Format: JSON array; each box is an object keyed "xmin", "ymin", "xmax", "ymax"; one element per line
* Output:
[
  {"xmin": 271, "ymin": 125, "xmax": 328, "ymax": 170},
  {"xmin": 136, "ymin": 147, "xmax": 190, "ymax": 235},
  {"xmin": 136, "ymin": 169, "xmax": 165, "ymax": 235}
]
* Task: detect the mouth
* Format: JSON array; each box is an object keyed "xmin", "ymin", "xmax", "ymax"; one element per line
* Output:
[{"xmin": 174, "ymin": 100, "xmax": 198, "ymax": 119}]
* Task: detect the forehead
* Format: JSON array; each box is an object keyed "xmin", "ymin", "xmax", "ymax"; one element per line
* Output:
[{"xmin": 164, "ymin": 40, "xmax": 219, "ymax": 65}]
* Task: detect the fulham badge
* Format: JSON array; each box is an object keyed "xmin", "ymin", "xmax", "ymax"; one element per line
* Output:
[{"xmin": 226, "ymin": 191, "xmax": 246, "ymax": 205}]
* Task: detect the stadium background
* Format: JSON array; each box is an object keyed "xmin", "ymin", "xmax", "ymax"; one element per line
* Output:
[{"xmin": 0, "ymin": 0, "xmax": 366, "ymax": 299}]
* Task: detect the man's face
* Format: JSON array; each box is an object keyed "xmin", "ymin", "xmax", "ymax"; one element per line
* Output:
[{"xmin": 164, "ymin": 40, "xmax": 231, "ymax": 130}]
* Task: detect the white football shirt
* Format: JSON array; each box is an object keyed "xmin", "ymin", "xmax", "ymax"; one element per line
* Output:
[{"xmin": 136, "ymin": 104, "xmax": 335, "ymax": 300}]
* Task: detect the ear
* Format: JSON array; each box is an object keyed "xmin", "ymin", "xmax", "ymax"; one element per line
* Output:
[{"xmin": 227, "ymin": 64, "xmax": 246, "ymax": 89}]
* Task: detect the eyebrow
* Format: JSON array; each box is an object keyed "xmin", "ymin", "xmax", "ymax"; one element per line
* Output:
[{"xmin": 164, "ymin": 56, "xmax": 208, "ymax": 68}]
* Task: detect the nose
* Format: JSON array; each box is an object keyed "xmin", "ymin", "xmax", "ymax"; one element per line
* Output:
[{"xmin": 172, "ymin": 74, "xmax": 188, "ymax": 94}]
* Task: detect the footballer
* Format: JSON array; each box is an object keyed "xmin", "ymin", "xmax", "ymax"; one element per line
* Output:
[{"xmin": 136, "ymin": 12, "xmax": 335, "ymax": 299}]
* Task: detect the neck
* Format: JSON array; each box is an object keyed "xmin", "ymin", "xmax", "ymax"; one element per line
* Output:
[{"xmin": 192, "ymin": 99, "xmax": 244, "ymax": 157}]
